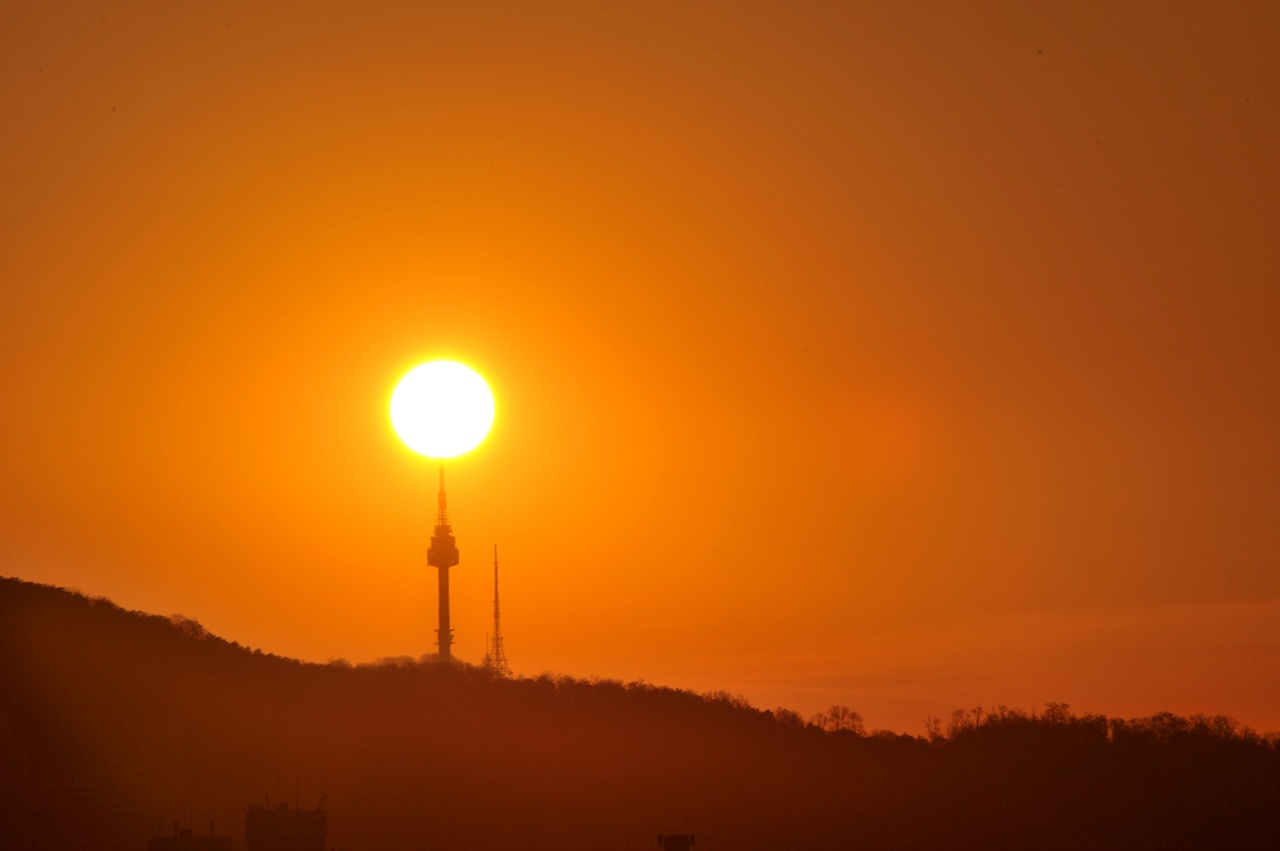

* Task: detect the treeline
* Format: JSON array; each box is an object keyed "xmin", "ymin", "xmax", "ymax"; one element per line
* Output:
[
  {"xmin": 2, "ymin": 577, "xmax": 1277, "ymax": 850},
  {"xmin": 800, "ymin": 698, "xmax": 1279, "ymax": 749}
]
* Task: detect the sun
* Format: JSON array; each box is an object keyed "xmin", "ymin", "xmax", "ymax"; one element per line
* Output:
[{"xmin": 390, "ymin": 361, "xmax": 495, "ymax": 458}]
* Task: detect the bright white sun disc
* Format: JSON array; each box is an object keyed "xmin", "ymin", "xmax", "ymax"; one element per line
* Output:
[{"xmin": 390, "ymin": 361, "xmax": 494, "ymax": 458}]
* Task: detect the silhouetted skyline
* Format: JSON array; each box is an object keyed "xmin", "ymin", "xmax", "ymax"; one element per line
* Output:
[
  {"xmin": 3, "ymin": 578, "xmax": 1276, "ymax": 850},
  {"xmin": 0, "ymin": 1, "xmax": 1276, "ymax": 734}
]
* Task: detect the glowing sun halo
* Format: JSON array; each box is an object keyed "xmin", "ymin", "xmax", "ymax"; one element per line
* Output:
[{"xmin": 390, "ymin": 361, "xmax": 494, "ymax": 458}]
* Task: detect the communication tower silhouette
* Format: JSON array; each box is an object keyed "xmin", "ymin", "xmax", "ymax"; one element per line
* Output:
[
  {"xmin": 482, "ymin": 545, "xmax": 511, "ymax": 677},
  {"xmin": 427, "ymin": 463, "xmax": 460, "ymax": 659}
]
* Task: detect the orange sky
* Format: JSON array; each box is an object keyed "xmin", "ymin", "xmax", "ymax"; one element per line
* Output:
[{"xmin": 2, "ymin": 0, "xmax": 1277, "ymax": 735}]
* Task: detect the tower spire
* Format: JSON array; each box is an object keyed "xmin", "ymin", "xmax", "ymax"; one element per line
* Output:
[
  {"xmin": 482, "ymin": 544, "xmax": 512, "ymax": 677},
  {"xmin": 435, "ymin": 461, "xmax": 449, "ymax": 526}
]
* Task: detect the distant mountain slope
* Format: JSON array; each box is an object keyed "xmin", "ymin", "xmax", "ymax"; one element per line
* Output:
[{"xmin": 2, "ymin": 576, "xmax": 1276, "ymax": 850}]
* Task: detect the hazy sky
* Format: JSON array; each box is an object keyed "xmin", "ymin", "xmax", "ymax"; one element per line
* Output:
[{"xmin": 2, "ymin": 0, "xmax": 1277, "ymax": 734}]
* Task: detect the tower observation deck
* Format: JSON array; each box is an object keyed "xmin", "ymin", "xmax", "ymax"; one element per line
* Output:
[{"xmin": 427, "ymin": 464, "xmax": 459, "ymax": 659}]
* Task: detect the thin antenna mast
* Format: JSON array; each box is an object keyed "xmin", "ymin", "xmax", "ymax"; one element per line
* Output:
[{"xmin": 482, "ymin": 545, "xmax": 512, "ymax": 677}]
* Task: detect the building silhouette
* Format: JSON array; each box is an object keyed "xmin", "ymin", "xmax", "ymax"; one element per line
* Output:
[
  {"xmin": 245, "ymin": 802, "xmax": 326, "ymax": 851},
  {"xmin": 148, "ymin": 822, "xmax": 231, "ymax": 851}
]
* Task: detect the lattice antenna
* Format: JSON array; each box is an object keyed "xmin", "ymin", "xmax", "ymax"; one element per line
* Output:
[{"xmin": 483, "ymin": 545, "xmax": 512, "ymax": 677}]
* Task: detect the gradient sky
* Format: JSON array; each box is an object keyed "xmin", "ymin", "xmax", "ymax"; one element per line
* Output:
[{"xmin": 2, "ymin": 0, "xmax": 1277, "ymax": 734}]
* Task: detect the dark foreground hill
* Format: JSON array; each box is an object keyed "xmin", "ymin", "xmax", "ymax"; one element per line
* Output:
[{"xmin": 1, "ymin": 577, "xmax": 1276, "ymax": 850}]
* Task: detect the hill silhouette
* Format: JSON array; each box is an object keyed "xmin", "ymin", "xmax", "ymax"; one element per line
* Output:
[{"xmin": 1, "ymin": 576, "xmax": 1276, "ymax": 850}]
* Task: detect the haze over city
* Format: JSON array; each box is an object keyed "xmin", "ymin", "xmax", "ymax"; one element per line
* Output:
[{"xmin": 2, "ymin": 0, "xmax": 1277, "ymax": 738}]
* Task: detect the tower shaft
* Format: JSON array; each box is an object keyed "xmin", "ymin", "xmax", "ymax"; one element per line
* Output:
[
  {"xmin": 427, "ymin": 463, "xmax": 459, "ymax": 659},
  {"xmin": 437, "ymin": 565, "xmax": 452, "ymax": 659}
]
